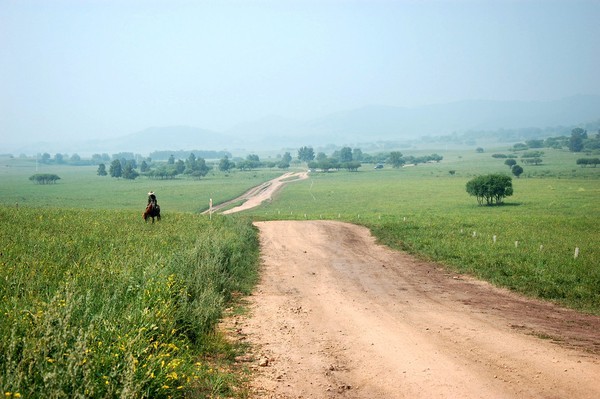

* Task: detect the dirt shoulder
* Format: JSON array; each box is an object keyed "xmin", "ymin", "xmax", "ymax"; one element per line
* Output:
[{"xmin": 225, "ymin": 220, "xmax": 600, "ymax": 399}]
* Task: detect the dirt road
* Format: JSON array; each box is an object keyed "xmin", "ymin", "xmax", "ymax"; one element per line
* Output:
[
  {"xmin": 227, "ymin": 220, "xmax": 600, "ymax": 398},
  {"xmin": 213, "ymin": 173, "xmax": 600, "ymax": 397},
  {"xmin": 204, "ymin": 171, "xmax": 308, "ymax": 215}
]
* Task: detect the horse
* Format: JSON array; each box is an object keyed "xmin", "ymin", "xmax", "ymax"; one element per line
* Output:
[{"xmin": 142, "ymin": 203, "xmax": 161, "ymax": 223}]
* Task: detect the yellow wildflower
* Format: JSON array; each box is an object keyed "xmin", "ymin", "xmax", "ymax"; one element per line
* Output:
[{"xmin": 166, "ymin": 371, "xmax": 178, "ymax": 380}]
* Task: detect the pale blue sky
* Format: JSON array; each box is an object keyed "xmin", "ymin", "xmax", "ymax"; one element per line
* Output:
[{"xmin": 1, "ymin": 0, "xmax": 599, "ymax": 146}]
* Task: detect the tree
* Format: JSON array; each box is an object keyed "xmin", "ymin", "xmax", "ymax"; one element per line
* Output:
[
  {"xmin": 175, "ymin": 159, "xmax": 185, "ymax": 174},
  {"xmin": 185, "ymin": 153, "xmax": 197, "ymax": 171},
  {"xmin": 577, "ymin": 158, "xmax": 600, "ymax": 167},
  {"xmin": 41, "ymin": 153, "xmax": 51, "ymax": 164},
  {"xmin": 569, "ymin": 128, "xmax": 586, "ymax": 152},
  {"xmin": 476, "ymin": 147, "xmax": 484, "ymax": 153},
  {"xmin": 339, "ymin": 147, "xmax": 353, "ymax": 163},
  {"xmin": 504, "ymin": 159, "xmax": 517, "ymax": 168},
  {"xmin": 168, "ymin": 155, "xmax": 175, "ymax": 165},
  {"xmin": 297, "ymin": 146, "xmax": 315, "ymax": 162},
  {"xmin": 512, "ymin": 143, "xmax": 528, "ymax": 151},
  {"xmin": 389, "ymin": 151, "xmax": 405, "ymax": 168},
  {"xmin": 545, "ymin": 136, "xmax": 567, "ymax": 149},
  {"xmin": 97, "ymin": 163, "xmax": 107, "ymax": 176},
  {"xmin": 522, "ymin": 158, "xmax": 542, "ymax": 166},
  {"xmin": 122, "ymin": 161, "xmax": 139, "ymax": 180},
  {"xmin": 54, "ymin": 153, "xmax": 64, "ymax": 164},
  {"xmin": 282, "ymin": 152, "xmax": 292, "ymax": 164},
  {"xmin": 109, "ymin": 159, "xmax": 122, "ymax": 178},
  {"xmin": 511, "ymin": 164, "xmax": 524, "ymax": 178},
  {"xmin": 429, "ymin": 153, "xmax": 443, "ymax": 162},
  {"xmin": 140, "ymin": 160, "xmax": 149, "ymax": 173},
  {"xmin": 186, "ymin": 156, "xmax": 211, "ymax": 178},
  {"xmin": 466, "ymin": 174, "xmax": 513, "ymax": 206},
  {"xmin": 242, "ymin": 154, "xmax": 261, "ymax": 170},
  {"xmin": 316, "ymin": 152, "xmax": 328, "ymax": 162},
  {"xmin": 342, "ymin": 161, "xmax": 361, "ymax": 171},
  {"xmin": 92, "ymin": 154, "xmax": 104, "ymax": 164},
  {"xmin": 277, "ymin": 160, "xmax": 290, "ymax": 169},
  {"xmin": 29, "ymin": 174, "xmax": 61, "ymax": 184},
  {"xmin": 526, "ymin": 139, "xmax": 544, "ymax": 148},
  {"xmin": 352, "ymin": 148, "xmax": 363, "ymax": 162},
  {"xmin": 219, "ymin": 156, "xmax": 235, "ymax": 172}
]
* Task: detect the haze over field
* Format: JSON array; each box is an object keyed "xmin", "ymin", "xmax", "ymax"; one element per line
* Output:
[{"xmin": 1, "ymin": 0, "xmax": 599, "ymax": 154}]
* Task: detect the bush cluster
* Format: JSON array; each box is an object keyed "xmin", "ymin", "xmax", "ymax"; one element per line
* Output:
[
  {"xmin": 28, "ymin": 174, "xmax": 61, "ymax": 184},
  {"xmin": 465, "ymin": 174, "xmax": 513, "ymax": 206}
]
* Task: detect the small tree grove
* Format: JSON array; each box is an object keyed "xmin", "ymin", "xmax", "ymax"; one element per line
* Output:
[
  {"xmin": 466, "ymin": 174, "xmax": 513, "ymax": 206},
  {"xmin": 29, "ymin": 174, "xmax": 61, "ymax": 184}
]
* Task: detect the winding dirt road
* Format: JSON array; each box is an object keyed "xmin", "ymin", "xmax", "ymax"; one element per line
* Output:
[
  {"xmin": 218, "ymin": 174, "xmax": 600, "ymax": 398},
  {"xmin": 205, "ymin": 171, "xmax": 308, "ymax": 215}
]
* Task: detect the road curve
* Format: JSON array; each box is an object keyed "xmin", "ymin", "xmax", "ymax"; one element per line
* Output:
[{"xmin": 230, "ymin": 220, "xmax": 600, "ymax": 399}]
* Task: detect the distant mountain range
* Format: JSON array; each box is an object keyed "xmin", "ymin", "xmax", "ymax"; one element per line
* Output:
[
  {"xmin": 221, "ymin": 94, "xmax": 600, "ymax": 149},
  {"xmin": 7, "ymin": 95, "xmax": 600, "ymax": 155}
]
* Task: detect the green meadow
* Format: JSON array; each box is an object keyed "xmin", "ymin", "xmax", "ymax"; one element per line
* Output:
[
  {"xmin": 1, "ymin": 207, "xmax": 259, "ymax": 398},
  {"xmin": 0, "ymin": 146, "xmax": 599, "ymax": 397},
  {"xmin": 0, "ymin": 158, "xmax": 283, "ymax": 212}
]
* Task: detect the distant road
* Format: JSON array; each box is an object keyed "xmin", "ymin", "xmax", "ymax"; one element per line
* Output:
[{"xmin": 204, "ymin": 171, "xmax": 308, "ymax": 215}]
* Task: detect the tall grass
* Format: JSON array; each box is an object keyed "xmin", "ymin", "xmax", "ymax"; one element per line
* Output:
[{"xmin": 0, "ymin": 208, "xmax": 258, "ymax": 398}]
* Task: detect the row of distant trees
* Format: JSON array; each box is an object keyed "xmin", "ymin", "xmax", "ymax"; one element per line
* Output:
[
  {"xmin": 94, "ymin": 146, "xmax": 450, "ymax": 180},
  {"xmin": 38, "ymin": 152, "xmax": 93, "ymax": 165},
  {"xmin": 96, "ymin": 152, "xmax": 294, "ymax": 180},
  {"xmin": 38, "ymin": 152, "xmax": 147, "ymax": 166},
  {"xmin": 98, "ymin": 153, "xmax": 212, "ymax": 180},
  {"xmin": 298, "ymin": 146, "xmax": 443, "ymax": 171},
  {"xmin": 576, "ymin": 158, "xmax": 600, "ymax": 167},
  {"xmin": 507, "ymin": 128, "xmax": 600, "ymax": 152}
]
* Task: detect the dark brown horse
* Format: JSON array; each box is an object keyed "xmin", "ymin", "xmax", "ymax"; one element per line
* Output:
[{"xmin": 142, "ymin": 203, "xmax": 161, "ymax": 223}]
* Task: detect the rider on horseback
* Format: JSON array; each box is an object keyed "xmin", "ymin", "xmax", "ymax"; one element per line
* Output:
[
  {"xmin": 147, "ymin": 191, "xmax": 158, "ymax": 210},
  {"xmin": 143, "ymin": 191, "xmax": 161, "ymax": 222}
]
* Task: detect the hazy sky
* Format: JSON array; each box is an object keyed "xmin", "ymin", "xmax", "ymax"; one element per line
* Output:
[{"xmin": 1, "ymin": 0, "xmax": 599, "ymax": 146}]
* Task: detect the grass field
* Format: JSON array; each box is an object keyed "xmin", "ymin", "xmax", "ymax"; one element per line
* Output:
[
  {"xmin": 0, "ymin": 157, "xmax": 283, "ymax": 212},
  {"xmin": 0, "ymin": 207, "xmax": 258, "ymax": 398},
  {"xmin": 1, "ymin": 147, "xmax": 599, "ymax": 397}
]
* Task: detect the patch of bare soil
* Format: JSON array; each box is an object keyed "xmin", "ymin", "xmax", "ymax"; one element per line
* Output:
[{"xmin": 224, "ymin": 220, "xmax": 600, "ymax": 399}]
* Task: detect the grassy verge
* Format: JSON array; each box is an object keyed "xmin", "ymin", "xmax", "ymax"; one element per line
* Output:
[{"xmin": 0, "ymin": 207, "xmax": 258, "ymax": 398}]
